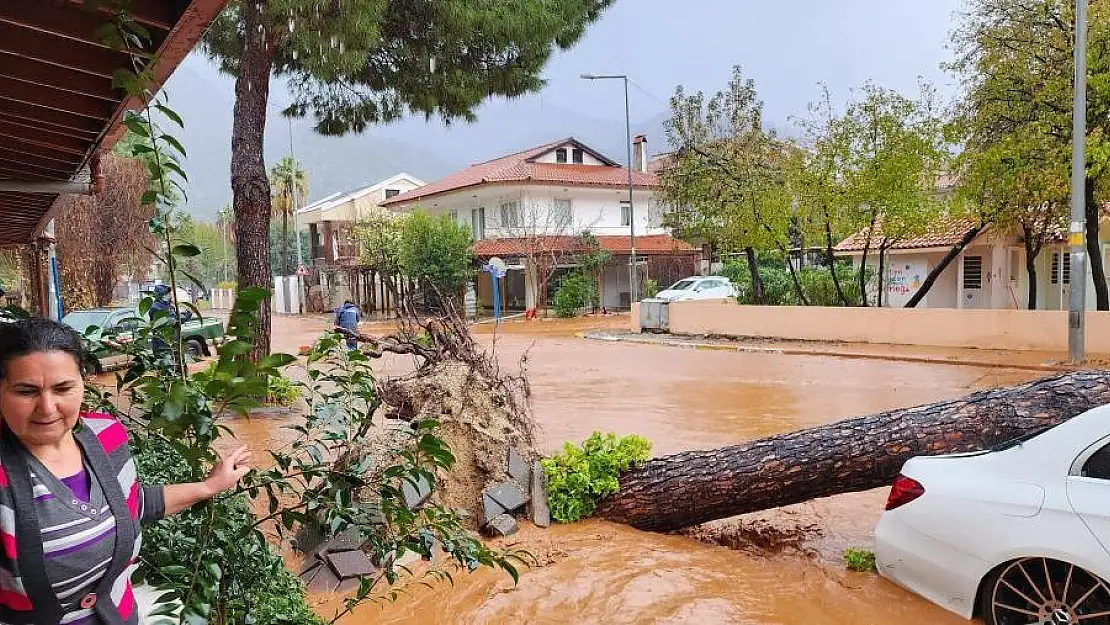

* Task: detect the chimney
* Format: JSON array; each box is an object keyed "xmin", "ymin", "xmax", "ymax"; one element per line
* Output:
[{"xmin": 632, "ymin": 134, "xmax": 647, "ymax": 172}]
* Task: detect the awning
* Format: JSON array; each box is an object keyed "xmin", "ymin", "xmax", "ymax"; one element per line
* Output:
[{"xmin": 0, "ymin": 0, "xmax": 227, "ymax": 245}]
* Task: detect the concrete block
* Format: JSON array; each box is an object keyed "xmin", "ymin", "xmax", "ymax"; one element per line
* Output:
[
  {"xmin": 402, "ymin": 474, "xmax": 434, "ymax": 510},
  {"xmin": 482, "ymin": 492, "xmax": 506, "ymax": 525},
  {"xmin": 323, "ymin": 527, "xmax": 362, "ymax": 553},
  {"xmin": 359, "ymin": 501, "xmax": 384, "ymax": 526},
  {"xmin": 529, "ymin": 460, "xmax": 551, "ymax": 528},
  {"xmin": 305, "ymin": 562, "xmax": 341, "ymax": 592},
  {"xmin": 487, "ymin": 513, "xmax": 519, "ymax": 537},
  {"xmin": 485, "ymin": 480, "xmax": 529, "ymax": 513},
  {"xmin": 507, "ymin": 449, "xmax": 530, "ymax": 485},
  {"xmin": 326, "ymin": 550, "xmax": 377, "ymax": 579}
]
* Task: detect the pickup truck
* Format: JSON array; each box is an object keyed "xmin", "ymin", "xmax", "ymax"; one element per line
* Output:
[{"xmin": 62, "ymin": 307, "xmax": 226, "ymax": 372}]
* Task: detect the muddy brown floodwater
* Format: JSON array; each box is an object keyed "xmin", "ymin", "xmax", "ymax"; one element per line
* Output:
[{"xmin": 242, "ymin": 315, "xmax": 1038, "ymax": 624}]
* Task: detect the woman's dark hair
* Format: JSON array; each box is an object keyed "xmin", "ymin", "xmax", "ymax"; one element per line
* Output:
[{"xmin": 0, "ymin": 318, "xmax": 90, "ymax": 379}]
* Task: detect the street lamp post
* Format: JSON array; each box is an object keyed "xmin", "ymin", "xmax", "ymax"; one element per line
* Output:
[
  {"xmin": 582, "ymin": 73, "xmax": 638, "ymax": 304},
  {"xmin": 1069, "ymin": 0, "xmax": 1089, "ymax": 363}
]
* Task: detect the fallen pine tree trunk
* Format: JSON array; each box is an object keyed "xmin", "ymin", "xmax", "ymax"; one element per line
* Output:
[{"xmin": 597, "ymin": 369, "xmax": 1110, "ymax": 532}]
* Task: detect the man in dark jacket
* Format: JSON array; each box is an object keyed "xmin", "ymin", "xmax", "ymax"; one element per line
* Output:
[
  {"xmin": 149, "ymin": 284, "xmax": 191, "ymax": 355},
  {"xmin": 334, "ymin": 300, "xmax": 360, "ymax": 350}
]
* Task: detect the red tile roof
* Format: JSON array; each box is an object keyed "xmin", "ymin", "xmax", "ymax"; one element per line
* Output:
[
  {"xmin": 835, "ymin": 215, "xmax": 984, "ymax": 252},
  {"xmin": 472, "ymin": 234, "xmax": 697, "ymax": 258},
  {"xmin": 381, "ymin": 138, "xmax": 659, "ymax": 206}
]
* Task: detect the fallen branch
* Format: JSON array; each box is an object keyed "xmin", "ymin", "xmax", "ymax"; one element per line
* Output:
[{"xmin": 597, "ymin": 369, "xmax": 1110, "ymax": 532}]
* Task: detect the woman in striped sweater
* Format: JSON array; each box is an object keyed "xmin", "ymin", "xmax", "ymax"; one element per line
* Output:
[{"xmin": 0, "ymin": 318, "xmax": 251, "ymax": 624}]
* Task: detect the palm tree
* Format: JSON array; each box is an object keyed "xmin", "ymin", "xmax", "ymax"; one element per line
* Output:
[
  {"xmin": 215, "ymin": 205, "xmax": 235, "ymax": 283},
  {"xmin": 269, "ymin": 157, "xmax": 308, "ymax": 275}
]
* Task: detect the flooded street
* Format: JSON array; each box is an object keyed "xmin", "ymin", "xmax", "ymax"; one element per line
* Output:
[{"xmin": 257, "ymin": 315, "xmax": 1036, "ymax": 624}]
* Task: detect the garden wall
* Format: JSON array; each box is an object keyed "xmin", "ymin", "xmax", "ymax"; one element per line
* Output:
[{"xmin": 633, "ymin": 300, "xmax": 1110, "ymax": 353}]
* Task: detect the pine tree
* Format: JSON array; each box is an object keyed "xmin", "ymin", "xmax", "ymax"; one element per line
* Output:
[{"xmin": 202, "ymin": 0, "xmax": 614, "ymax": 357}]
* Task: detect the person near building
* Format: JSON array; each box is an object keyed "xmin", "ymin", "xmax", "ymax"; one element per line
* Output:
[
  {"xmin": 0, "ymin": 317, "xmax": 251, "ymax": 623},
  {"xmin": 334, "ymin": 300, "xmax": 361, "ymax": 350}
]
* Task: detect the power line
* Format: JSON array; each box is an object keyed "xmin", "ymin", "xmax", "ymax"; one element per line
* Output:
[{"xmin": 628, "ymin": 78, "xmax": 668, "ymax": 108}]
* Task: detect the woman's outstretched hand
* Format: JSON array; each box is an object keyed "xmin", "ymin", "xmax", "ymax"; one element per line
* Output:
[{"xmin": 204, "ymin": 445, "xmax": 252, "ymax": 495}]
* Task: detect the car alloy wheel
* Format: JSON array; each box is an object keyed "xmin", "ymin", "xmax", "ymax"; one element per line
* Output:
[{"xmin": 985, "ymin": 558, "xmax": 1110, "ymax": 624}]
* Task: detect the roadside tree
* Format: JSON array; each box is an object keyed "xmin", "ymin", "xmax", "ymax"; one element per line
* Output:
[
  {"xmin": 270, "ymin": 156, "xmax": 308, "ymax": 275},
  {"xmin": 660, "ymin": 66, "xmax": 793, "ymax": 305},
  {"xmin": 201, "ymin": 0, "xmax": 615, "ymax": 358},
  {"xmin": 54, "ymin": 153, "xmax": 155, "ymax": 308},
  {"xmin": 950, "ymin": 0, "xmax": 1110, "ymax": 309}
]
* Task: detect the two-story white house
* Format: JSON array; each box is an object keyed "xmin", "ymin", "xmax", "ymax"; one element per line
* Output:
[
  {"xmin": 298, "ymin": 172, "xmax": 426, "ymax": 265},
  {"xmin": 296, "ymin": 173, "xmax": 427, "ymax": 313},
  {"xmin": 381, "ymin": 137, "xmax": 699, "ymax": 310}
]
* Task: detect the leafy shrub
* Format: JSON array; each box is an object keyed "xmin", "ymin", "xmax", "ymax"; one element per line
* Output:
[
  {"xmin": 264, "ymin": 373, "xmax": 302, "ymax": 406},
  {"xmin": 722, "ymin": 261, "xmax": 798, "ymax": 306},
  {"xmin": 541, "ymin": 432, "xmax": 652, "ymax": 523},
  {"xmin": 723, "ymin": 259, "xmax": 868, "ymax": 306},
  {"xmin": 552, "ymin": 272, "xmax": 598, "ymax": 317},
  {"xmin": 643, "ymin": 278, "xmax": 659, "ymax": 298},
  {"xmin": 843, "ymin": 547, "xmax": 876, "ymax": 572},
  {"xmin": 134, "ymin": 436, "xmax": 323, "ymax": 625}
]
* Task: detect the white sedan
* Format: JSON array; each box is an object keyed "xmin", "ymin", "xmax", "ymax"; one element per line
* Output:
[
  {"xmin": 653, "ymin": 276, "xmax": 738, "ymax": 302},
  {"xmin": 875, "ymin": 404, "xmax": 1110, "ymax": 625}
]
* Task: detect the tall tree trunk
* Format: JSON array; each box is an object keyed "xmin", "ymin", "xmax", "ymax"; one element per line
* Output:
[
  {"xmin": 823, "ymin": 208, "xmax": 848, "ymax": 306},
  {"xmin": 858, "ymin": 216, "xmax": 877, "ymax": 307},
  {"xmin": 282, "ymin": 198, "xmax": 290, "ymax": 276},
  {"xmin": 231, "ymin": 0, "xmax": 275, "ymax": 360},
  {"xmin": 744, "ymin": 247, "xmax": 764, "ymax": 304},
  {"xmin": 1023, "ymin": 225, "xmax": 1040, "ymax": 310},
  {"xmin": 597, "ymin": 370, "xmax": 1110, "ymax": 532},
  {"xmin": 905, "ymin": 223, "xmax": 984, "ymax": 308},
  {"xmin": 877, "ymin": 243, "xmax": 888, "ymax": 307},
  {"xmin": 776, "ymin": 243, "xmax": 809, "ymax": 306},
  {"xmin": 1085, "ymin": 176, "xmax": 1109, "ymax": 310}
]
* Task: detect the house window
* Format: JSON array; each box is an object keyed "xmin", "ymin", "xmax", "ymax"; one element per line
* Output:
[
  {"xmin": 500, "ymin": 201, "xmax": 522, "ymax": 228},
  {"xmin": 385, "ymin": 188, "xmax": 400, "ymax": 199},
  {"xmin": 962, "ymin": 256, "xmax": 983, "ymax": 290},
  {"xmin": 1051, "ymin": 251, "xmax": 1072, "ymax": 285},
  {"xmin": 1008, "ymin": 249, "xmax": 1020, "ymax": 283},
  {"xmin": 553, "ymin": 199, "xmax": 572, "ymax": 229},
  {"xmin": 572, "ymin": 148, "xmax": 584, "ymax": 164},
  {"xmin": 620, "ymin": 201, "xmax": 632, "ymax": 227},
  {"xmin": 471, "ymin": 207, "xmax": 486, "ymax": 239},
  {"xmin": 555, "ymin": 148, "xmax": 568, "ymax": 164}
]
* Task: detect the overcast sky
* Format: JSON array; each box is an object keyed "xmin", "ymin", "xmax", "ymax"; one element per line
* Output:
[
  {"xmin": 187, "ymin": 0, "xmax": 965, "ymax": 128},
  {"xmin": 532, "ymin": 0, "xmax": 965, "ymax": 122},
  {"xmin": 171, "ymin": 0, "xmax": 968, "ymax": 213}
]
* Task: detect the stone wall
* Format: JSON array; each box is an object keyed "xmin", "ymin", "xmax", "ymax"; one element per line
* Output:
[{"xmin": 638, "ymin": 300, "xmax": 1110, "ymax": 353}]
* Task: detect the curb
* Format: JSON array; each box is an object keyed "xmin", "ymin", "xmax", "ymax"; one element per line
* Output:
[{"xmin": 578, "ymin": 332, "xmax": 1074, "ymax": 373}]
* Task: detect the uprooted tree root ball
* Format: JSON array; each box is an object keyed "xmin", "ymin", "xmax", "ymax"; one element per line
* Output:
[{"xmin": 353, "ymin": 307, "xmax": 538, "ymax": 529}]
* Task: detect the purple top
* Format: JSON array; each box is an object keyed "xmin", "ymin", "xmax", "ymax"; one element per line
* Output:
[{"xmin": 60, "ymin": 468, "xmax": 91, "ymax": 504}]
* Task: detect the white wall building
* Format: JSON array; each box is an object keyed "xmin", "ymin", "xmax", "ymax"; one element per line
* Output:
[
  {"xmin": 296, "ymin": 173, "xmax": 427, "ymax": 313},
  {"xmin": 382, "ymin": 137, "xmax": 699, "ymax": 310}
]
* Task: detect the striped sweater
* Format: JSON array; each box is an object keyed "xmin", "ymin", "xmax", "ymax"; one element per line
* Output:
[{"xmin": 0, "ymin": 413, "xmax": 165, "ymax": 625}]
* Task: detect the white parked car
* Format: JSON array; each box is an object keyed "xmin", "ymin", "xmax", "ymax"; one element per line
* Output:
[
  {"xmin": 875, "ymin": 404, "xmax": 1110, "ymax": 625},
  {"xmin": 653, "ymin": 276, "xmax": 738, "ymax": 302}
]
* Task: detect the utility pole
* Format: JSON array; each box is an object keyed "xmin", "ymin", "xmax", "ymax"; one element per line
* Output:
[
  {"xmin": 289, "ymin": 117, "xmax": 304, "ymax": 270},
  {"xmin": 582, "ymin": 73, "xmax": 638, "ymax": 304},
  {"xmin": 1069, "ymin": 0, "xmax": 1089, "ymax": 363}
]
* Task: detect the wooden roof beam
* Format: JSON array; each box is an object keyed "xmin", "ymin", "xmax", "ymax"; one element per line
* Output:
[
  {"xmin": 0, "ymin": 79, "xmax": 115, "ymax": 121},
  {"xmin": 0, "ymin": 22, "xmax": 130, "ymax": 78},
  {"xmin": 0, "ymin": 53, "xmax": 121, "ymax": 103},
  {"xmin": 0, "ymin": 168, "xmax": 57, "ymax": 181},
  {"xmin": 0, "ymin": 121, "xmax": 89, "ymax": 156},
  {"xmin": 70, "ymin": 0, "xmax": 179, "ymax": 31},
  {"xmin": 0, "ymin": 154, "xmax": 79, "ymax": 177},
  {"xmin": 0, "ymin": 103, "xmax": 104, "ymax": 137},
  {"xmin": 0, "ymin": 1, "xmax": 165, "ymax": 49}
]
